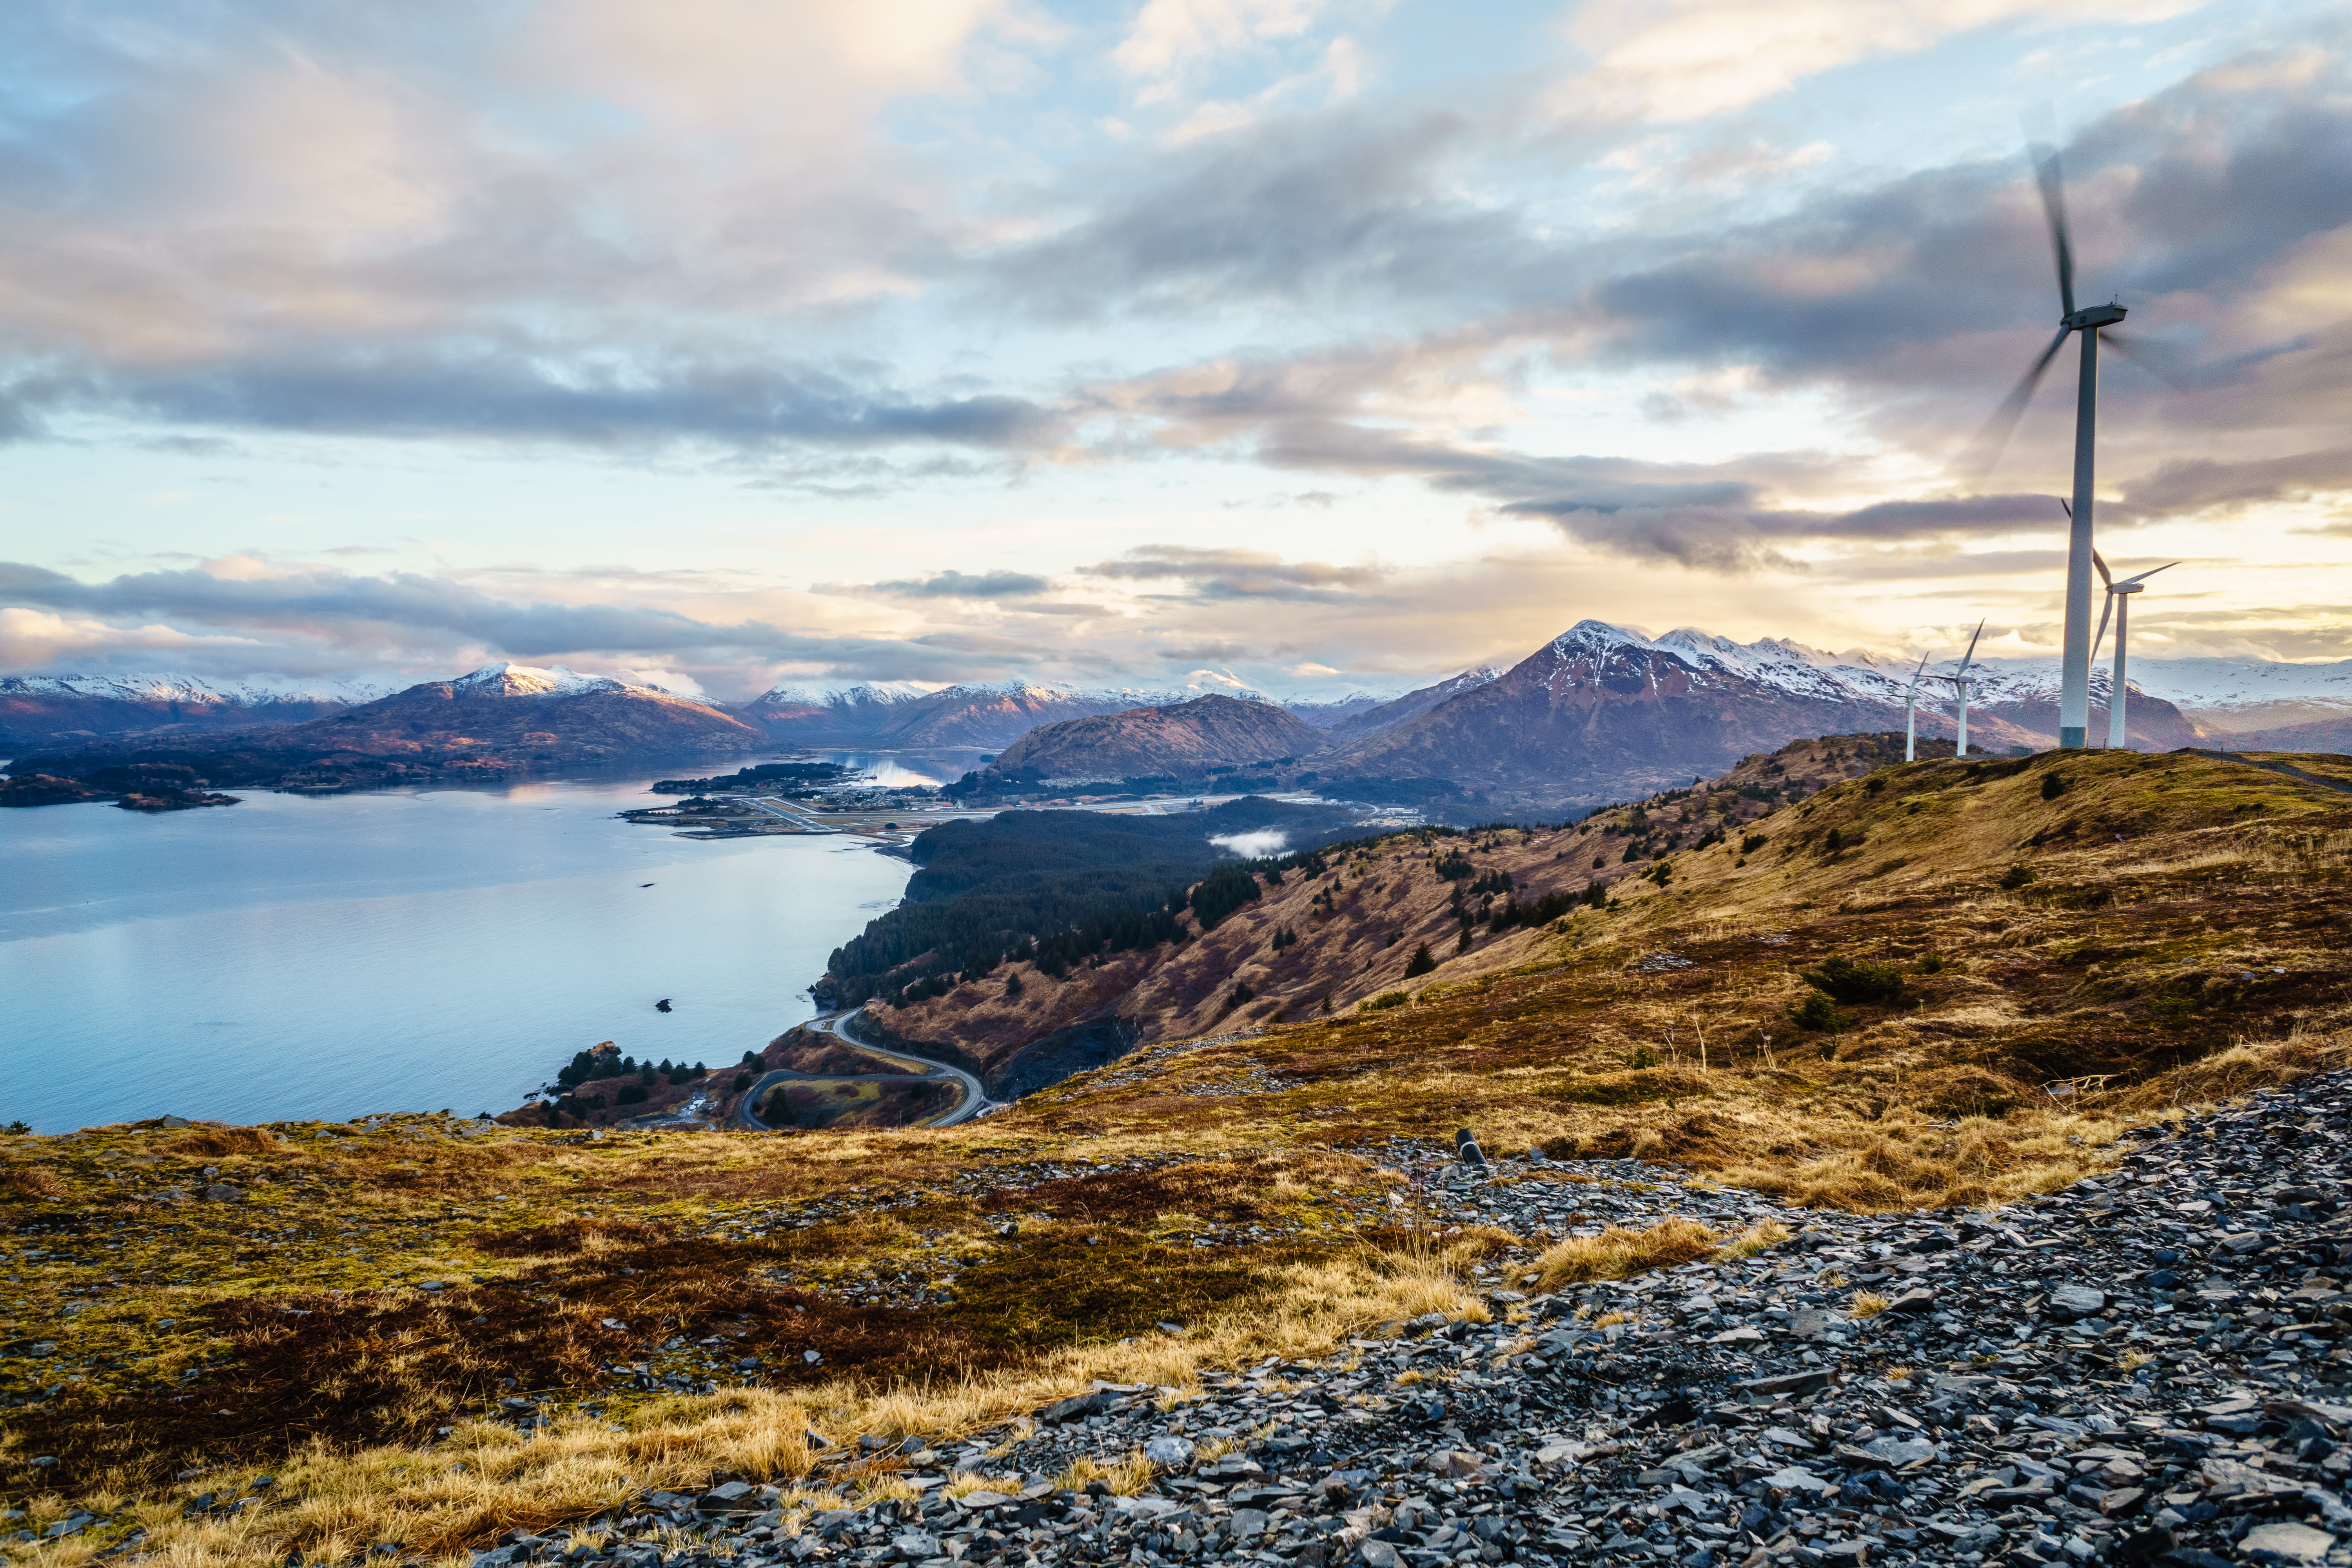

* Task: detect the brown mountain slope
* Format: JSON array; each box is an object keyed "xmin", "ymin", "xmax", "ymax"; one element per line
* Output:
[
  {"xmin": 866, "ymin": 739, "xmax": 2350, "ymax": 1109},
  {"xmin": 986, "ymin": 694, "xmax": 1330, "ymax": 781},
  {"xmin": 270, "ymin": 681, "xmax": 764, "ymax": 759},
  {"xmin": 1318, "ymin": 666, "xmax": 1501, "ymax": 743},
  {"xmin": 1975, "ymin": 686, "xmax": 2201, "ymax": 750},
  {"xmin": 865, "ymin": 732, "xmax": 1948, "ymax": 1078}
]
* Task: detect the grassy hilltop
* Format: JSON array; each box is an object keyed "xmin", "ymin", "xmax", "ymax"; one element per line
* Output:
[{"xmin": 2, "ymin": 743, "xmax": 2347, "ymax": 1566}]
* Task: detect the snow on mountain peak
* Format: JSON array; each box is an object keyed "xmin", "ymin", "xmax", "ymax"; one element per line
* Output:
[
  {"xmin": 1547, "ymin": 620, "xmax": 1650, "ymax": 657},
  {"xmin": 447, "ymin": 662, "xmax": 655, "ymax": 698},
  {"xmin": 0, "ymin": 671, "xmax": 393, "ymax": 704}
]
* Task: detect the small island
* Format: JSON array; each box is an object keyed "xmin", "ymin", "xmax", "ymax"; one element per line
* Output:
[{"xmin": 0, "ymin": 764, "xmax": 239, "ymax": 811}]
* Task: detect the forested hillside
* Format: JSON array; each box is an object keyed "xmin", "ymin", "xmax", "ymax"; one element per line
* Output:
[{"xmin": 817, "ymin": 799, "xmax": 1363, "ymax": 1007}]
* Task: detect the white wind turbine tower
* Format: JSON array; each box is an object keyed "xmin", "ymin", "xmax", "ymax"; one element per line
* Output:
[
  {"xmin": 1936, "ymin": 619, "xmax": 1987, "ymax": 757},
  {"xmin": 1902, "ymin": 652, "xmax": 1931, "ymax": 762},
  {"xmin": 2091, "ymin": 548, "xmax": 2177, "ymax": 750},
  {"xmin": 1973, "ymin": 144, "xmax": 2165, "ymax": 751}
]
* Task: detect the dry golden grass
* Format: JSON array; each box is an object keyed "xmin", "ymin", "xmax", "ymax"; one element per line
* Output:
[
  {"xmin": 1719, "ymin": 1220, "xmax": 1791, "ymax": 1258},
  {"xmin": 1, "ymin": 1238, "xmax": 1486, "ymax": 1568},
  {"xmin": 1531, "ymin": 1219, "xmax": 1720, "ymax": 1291},
  {"xmin": 1851, "ymin": 1291, "xmax": 1891, "ymax": 1318},
  {"xmin": 1055, "ymin": 1449, "xmax": 1157, "ymax": 1496}
]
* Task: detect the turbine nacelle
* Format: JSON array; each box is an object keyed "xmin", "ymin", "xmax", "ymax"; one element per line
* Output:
[{"xmin": 2064, "ymin": 302, "xmax": 2127, "ymax": 332}]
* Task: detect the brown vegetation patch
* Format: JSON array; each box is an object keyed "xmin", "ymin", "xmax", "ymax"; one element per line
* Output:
[
  {"xmin": 12, "ymin": 1287, "xmax": 633, "ymax": 1489},
  {"xmin": 0, "ymin": 1162, "xmax": 65, "ymax": 1201},
  {"xmin": 161, "ymin": 1126, "xmax": 283, "ymax": 1158},
  {"xmin": 984, "ymin": 1156, "xmax": 1295, "ymax": 1225},
  {"xmin": 471, "ymin": 1216, "xmax": 669, "ymax": 1257}
]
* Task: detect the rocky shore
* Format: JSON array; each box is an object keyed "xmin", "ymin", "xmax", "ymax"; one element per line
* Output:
[{"xmin": 474, "ymin": 1073, "xmax": 2348, "ymax": 1568}]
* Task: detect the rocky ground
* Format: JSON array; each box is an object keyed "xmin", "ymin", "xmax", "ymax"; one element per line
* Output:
[{"xmin": 466, "ymin": 1073, "xmax": 2350, "ymax": 1568}]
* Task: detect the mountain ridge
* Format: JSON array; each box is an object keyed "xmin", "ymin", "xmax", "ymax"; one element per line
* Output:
[
  {"xmin": 5, "ymin": 666, "xmax": 764, "ymax": 794},
  {"xmin": 987, "ymin": 693, "xmax": 1330, "ymax": 781}
]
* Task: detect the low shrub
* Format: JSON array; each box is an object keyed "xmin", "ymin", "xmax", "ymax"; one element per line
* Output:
[
  {"xmin": 1789, "ymin": 991, "xmax": 1853, "ymax": 1032},
  {"xmin": 1801, "ymin": 955, "xmax": 1906, "ymax": 1004}
]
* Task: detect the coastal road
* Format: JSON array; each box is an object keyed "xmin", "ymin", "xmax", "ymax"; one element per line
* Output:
[{"xmin": 729, "ymin": 1007, "xmax": 999, "ymax": 1132}]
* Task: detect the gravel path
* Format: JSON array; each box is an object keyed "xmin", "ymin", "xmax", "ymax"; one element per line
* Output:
[{"xmin": 472, "ymin": 1074, "xmax": 2350, "ymax": 1568}]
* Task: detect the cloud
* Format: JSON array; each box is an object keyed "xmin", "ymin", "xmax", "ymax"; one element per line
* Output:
[
  {"xmin": 2118, "ymin": 449, "xmax": 2352, "ymax": 521},
  {"xmin": 1550, "ymin": 0, "xmax": 2203, "ymax": 127},
  {"xmin": 0, "ymin": 606, "xmax": 266, "ymax": 669},
  {"xmin": 1116, "ymin": 0, "xmax": 1331, "ymax": 100},
  {"xmin": 1082, "ymin": 544, "xmax": 1389, "ymax": 599},
  {"xmin": 0, "ymin": 1, "xmax": 1045, "ymax": 452},
  {"xmin": 982, "ymin": 109, "xmax": 1526, "ymax": 319},
  {"xmin": 5, "ymin": 353, "xmax": 1064, "ymax": 452},
  {"xmin": 855, "ymin": 569, "xmax": 1053, "ymax": 598}
]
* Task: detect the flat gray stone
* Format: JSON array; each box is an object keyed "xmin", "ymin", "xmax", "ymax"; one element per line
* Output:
[
  {"xmin": 2240, "ymin": 1523, "xmax": 2338, "ymax": 1563},
  {"xmin": 2049, "ymin": 1284, "xmax": 2105, "ymax": 1317},
  {"xmin": 1142, "ymin": 1435, "xmax": 1194, "ymax": 1467}
]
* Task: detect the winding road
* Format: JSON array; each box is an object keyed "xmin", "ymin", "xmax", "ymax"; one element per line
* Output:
[{"xmin": 729, "ymin": 1007, "xmax": 999, "ymax": 1132}]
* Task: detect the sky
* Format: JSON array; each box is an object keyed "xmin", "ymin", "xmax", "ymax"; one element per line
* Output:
[{"xmin": 2, "ymin": 0, "xmax": 2349, "ymax": 701}]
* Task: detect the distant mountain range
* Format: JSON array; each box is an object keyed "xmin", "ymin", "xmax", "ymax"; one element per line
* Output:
[
  {"xmin": 8, "ymin": 636, "xmax": 2349, "ymax": 792},
  {"xmin": 736, "ymin": 677, "xmax": 1287, "ymax": 749},
  {"xmin": 5, "ymin": 664, "xmax": 761, "ymax": 794},
  {"xmin": 0, "ymin": 672, "xmax": 395, "ymax": 746},
  {"xmin": 953, "ymin": 620, "xmax": 2305, "ymax": 813}
]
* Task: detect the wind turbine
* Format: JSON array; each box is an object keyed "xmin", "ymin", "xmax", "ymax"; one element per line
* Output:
[
  {"xmin": 2090, "ymin": 549, "xmax": 2177, "ymax": 750},
  {"xmin": 1936, "ymin": 619, "xmax": 1987, "ymax": 758},
  {"xmin": 1902, "ymin": 652, "xmax": 1931, "ymax": 762},
  {"xmin": 1973, "ymin": 145, "xmax": 2162, "ymax": 751}
]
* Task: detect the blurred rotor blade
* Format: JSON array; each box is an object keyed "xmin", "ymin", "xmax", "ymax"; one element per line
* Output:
[
  {"xmin": 2102, "ymin": 329, "xmax": 2190, "ymax": 389},
  {"xmin": 2034, "ymin": 148, "xmax": 2076, "ymax": 318},
  {"xmin": 2061, "ymin": 497, "xmax": 2073, "ymax": 519},
  {"xmin": 2092, "ymin": 547, "xmax": 2112, "ymax": 587},
  {"xmin": 1968, "ymin": 327, "xmax": 2072, "ymax": 475}
]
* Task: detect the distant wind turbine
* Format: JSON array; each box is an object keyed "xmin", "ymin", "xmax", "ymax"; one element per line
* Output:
[
  {"xmin": 1902, "ymin": 652, "xmax": 1931, "ymax": 762},
  {"xmin": 2090, "ymin": 548, "xmax": 2178, "ymax": 750},
  {"xmin": 1971, "ymin": 144, "xmax": 2165, "ymax": 751},
  {"xmin": 1936, "ymin": 619, "xmax": 1987, "ymax": 758}
]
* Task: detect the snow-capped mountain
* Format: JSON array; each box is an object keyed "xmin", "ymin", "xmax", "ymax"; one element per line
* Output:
[
  {"xmin": 733, "ymin": 677, "xmax": 1279, "ymax": 748},
  {"xmin": 1, "ymin": 672, "xmax": 394, "ymax": 705},
  {"xmin": 0, "ymin": 671, "xmax": 394, "ymax": 746},
  {"xmin": 446, "ymin": 662, "xmax": 668, "ymax": 699}
]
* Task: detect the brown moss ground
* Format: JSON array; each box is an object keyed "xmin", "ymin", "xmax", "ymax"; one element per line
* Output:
[{"xmin": 3, "ymin": 743, "xmax": 2347, "ymax": 1566}]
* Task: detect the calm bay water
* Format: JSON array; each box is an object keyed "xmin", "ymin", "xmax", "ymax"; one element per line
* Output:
[{"xmin": 0, "ymin": 763, "xmax": 930, "ymax": 1132}]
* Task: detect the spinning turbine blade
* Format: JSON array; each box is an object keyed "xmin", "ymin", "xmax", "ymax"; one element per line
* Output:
[
  {"xmin": 2035, "ymin": 148, "xmax": 2076, "ymax": 317},
  {"xmin": 2118, "ymin": 561, "xmax": 2180, "ymax": 587},
  {"xmin": 2102, "ymin": 330, "xmax": 2190, "ymax": 389},
  {"xmin": 1958, "ymin": 617, "xmax": 1986, "ymax": 673},
  {"xmin": 2093, "ymin": 548, "xmax": 2112, "ymax": 588},
  {"xmin": 1970, "ymin": 326, "xmax": 2072, "ymax": 474},
  {"xmin": 2092, "ymin": 588, "xmax": 2114, "ymax": 667}
]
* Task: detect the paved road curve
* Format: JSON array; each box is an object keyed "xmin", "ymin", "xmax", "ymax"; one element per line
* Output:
[{"xmin": 729, "ymin": 1008, "xmax": 998, "ymax": 1131}]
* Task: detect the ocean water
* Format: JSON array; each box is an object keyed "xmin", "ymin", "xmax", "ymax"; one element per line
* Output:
[{"xmin": 0, "ymin": 768, "xmax": 916, "ymax": 1132}]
